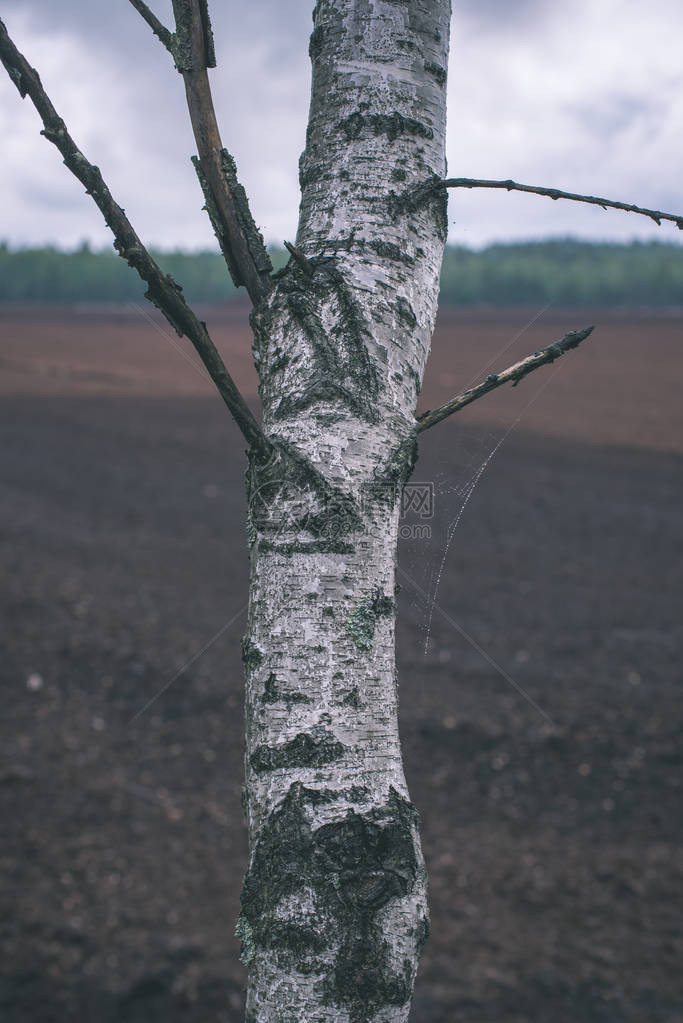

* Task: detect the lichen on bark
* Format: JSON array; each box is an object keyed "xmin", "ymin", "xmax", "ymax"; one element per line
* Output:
[{"xmin": 346, "ymin": 589, "xmax": 394, "ymax": 651}]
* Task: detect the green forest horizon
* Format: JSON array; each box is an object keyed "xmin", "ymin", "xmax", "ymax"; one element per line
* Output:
[{"xmin": 1, "ymin": 239, "xmax": 682, "ymax": 307}]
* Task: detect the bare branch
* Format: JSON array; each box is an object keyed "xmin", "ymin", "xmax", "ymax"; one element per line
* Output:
[
  {"xmin": 0, "ymin": 17, "xmax": 269, "ymax": 457},
  {"xmin": 127, "ymin": 0, "xmax": 174, "ymax": 53},
  {"xmin": 416, "ymin": 326, "xmax": 594, "ymax": 432},
  {"xmin": 130, "ymin": 0, "xmax": 272, "ymax": 303},
  {"xmin": 172, "ymin": 0, "xmax": 216, "ymax": 69},
  {"xmin": 173, "ymin": 0, "xmax": 272, "ymax": 303},
  {"xmin": 438, "ymin": 177, "xmax": 683, "ymax": 231}
]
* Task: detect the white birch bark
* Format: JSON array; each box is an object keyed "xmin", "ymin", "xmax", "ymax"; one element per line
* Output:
[{"xmin": 238, "ymin": 2, "xmax": 451, "ymax": 1019}]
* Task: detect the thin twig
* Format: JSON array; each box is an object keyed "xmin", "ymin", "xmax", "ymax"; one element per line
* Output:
[
  {"xmin": 126, "ymin": 0, "xmax": 174, "ymax": 53},
  {"xmin": 438, "ymin": 177, "xmax": 683, "ymax": 231},
  {"xmin": 0, "ymin": 18, "xmax": 269, "ymax": 457},
  {"xmin": 129, "ymin": 0, "xmax": 273, "ymax": 304},
  {"xmin": 416, "ymin": 326, "xmax": 594, "ymax": 432}
]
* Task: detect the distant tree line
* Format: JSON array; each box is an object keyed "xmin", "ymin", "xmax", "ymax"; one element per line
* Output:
[
  {"xmin": 1, "ymin": 239, "xmax": 682, "ymax": 306},
  {"xmin": 440, "ymin": 239, "xmax": 683, "ymax": 306}
]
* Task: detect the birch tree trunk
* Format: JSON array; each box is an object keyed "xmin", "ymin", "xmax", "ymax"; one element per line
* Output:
[{"xmin": 238, "ymin": 2, "xmax": 452, "ymax": 1019}]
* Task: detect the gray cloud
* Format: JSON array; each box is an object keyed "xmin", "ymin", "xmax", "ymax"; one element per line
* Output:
[
  {"xmin": 4, "ymin": 0, "xmax": 312, "ymax": 57},
  {"xmin": 567, "ymin": 94, "xmax": 668, "ymax": 141},
  {"xmin": 5, "ymin": 0, "xmax": 555, "ymax": 66},
  {"xmin": 1, "ymin": 0, "xmax": 681, "ymax": 248},
  {"xmin": 455, "ymin": 0, "xmax": 552, "ymax": 33}
]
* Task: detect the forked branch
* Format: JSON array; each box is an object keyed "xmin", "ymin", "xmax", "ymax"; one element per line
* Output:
[
  {"xmin": 416, "ymin": 326, "xmax": 594, "ymax": 432},
  {"xmin": 438, "ymin": 177, "xmax": 683, "ymax": 231},
  {"xmin": 128, "ymin": 0, "xmax": 273, "ymax": 304},
  {"xmin": 0, "ymin": 18, "xmax": 268, "ymax": 457}
]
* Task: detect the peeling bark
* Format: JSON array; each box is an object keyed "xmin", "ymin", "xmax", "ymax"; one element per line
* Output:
[{"xmin": 240, "ymin": 1, "xmax": 451, "ymax": 1019}]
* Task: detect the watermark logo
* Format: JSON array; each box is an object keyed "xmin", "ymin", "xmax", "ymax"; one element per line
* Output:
[
  {"xmin": 398, "ymin": 481, "xmax": 434, "ymax": 540},
  {"xmin": 248, "ymin": 476, "xmax": 436, "ymax": 545},
  {"xmin": 401, "ymin": 482, "xmax": 434, "ymax": 520}
]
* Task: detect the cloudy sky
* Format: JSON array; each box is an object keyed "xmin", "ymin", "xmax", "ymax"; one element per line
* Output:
[{"xmin": 1, "ymin": 0, "xmax": 682, "ymax": 250}]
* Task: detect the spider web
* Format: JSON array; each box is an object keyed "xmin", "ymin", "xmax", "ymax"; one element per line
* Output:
[{"xmin": 420, "ymin": 362, "xmax": 562, "ymax": 657}]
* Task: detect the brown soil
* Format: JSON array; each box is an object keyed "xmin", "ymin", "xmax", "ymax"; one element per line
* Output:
[{"xmin": 1, "ymin": 303, "xmax": 681, "ymax": 1021}]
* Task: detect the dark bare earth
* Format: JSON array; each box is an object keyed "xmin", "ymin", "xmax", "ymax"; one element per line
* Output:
[{"xmin": 1, "ymin": 303, "xmax": 681, "ymax": 1021}]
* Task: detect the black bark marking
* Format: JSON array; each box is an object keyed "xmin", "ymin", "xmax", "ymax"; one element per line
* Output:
[
  {"xmin": 338, "ymin": 110, "xmax": 434, "ymax": 143},
  {"xmin": 407, "ymin": 362, "xmax": 422, "ymax": 396},
  {"xmin": 238, "ymin": 784, "xmax": 423, "ymax": 1020},
  {"xmin": 369, "ymin": 239, "xmax": 414, "ymax": 265},
  {"xmin": 395, "ymin": 295, "xmax": 417, "ymax": 328},
  {"xmin": 424, "ymin": 59, "xmax": 447, "ymax": 85},
  {"xmin": 246, "ymin": 436, "xmax": 363, "ymax": 552},
  {"xmin": 262, "ymin": 672, "xmax": 278, "ymax": 702},
  {"xmin": 342, "ymin": 686, "xmax": 362, "ymax": 709},
  {"xmin": 389, "ymin": 173, "xmax": 449, "ymax": 242},
  {"xmin": 257, "ymin": 539, "xmax": 356, "ymax": 556},
  {"xmin": 241, "ymin": 637, "xmax": 264, "ymax": 672},
  {"xmin": 309, "ymin": 25, "xmax": 323, "ymax": 60},
  {"xmin": 263, "ymin": 261, "xmax": 381, "ymax": 424},
  {"xmin": 415, "ymin": 913, "xmax": 430, "ymax": 957},
  {"xmin": 261, "ymin": 674, "xmax": 313, "ymax": 710},
  {"xmin": 371, "ymin": 432, "xmax": 419, "ymax": 502},
  {"xmin": 250, "ymin": 732, "xmax": 346, "ymax": 774}
]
